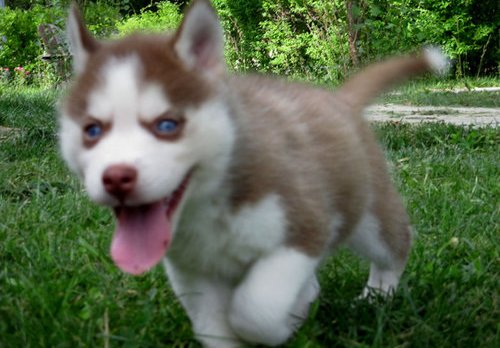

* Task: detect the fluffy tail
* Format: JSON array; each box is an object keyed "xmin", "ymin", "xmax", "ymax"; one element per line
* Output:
[{"xmin": 336, "ymin": 47, "xmax": 449, "ymax": 110}]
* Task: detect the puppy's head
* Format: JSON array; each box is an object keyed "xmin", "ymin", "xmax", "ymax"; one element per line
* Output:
[{"xmin": 59, "ymin": 0, "xmax": 234, "ymax": 275}]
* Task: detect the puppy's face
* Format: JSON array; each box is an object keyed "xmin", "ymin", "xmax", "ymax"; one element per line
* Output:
[
  {"xmin": 59, "ymin": 1, "xmax": 234, "ymax": 274},
  {"xmin": 63, "ymin": 57, "xmax": 180, "ymax": 203}
]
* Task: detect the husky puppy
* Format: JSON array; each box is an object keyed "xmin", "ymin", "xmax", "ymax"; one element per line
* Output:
[{"xmin": 59, "ymin": 0, "xmax": 446, "ymax": 346}]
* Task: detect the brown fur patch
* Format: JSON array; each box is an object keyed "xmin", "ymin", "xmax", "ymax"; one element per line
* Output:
[
  {"xmin": 224, "ymin": 69, "xmax": 417, "ymax": 257},
  {"xmin": 225, "ymin": 76, "xmax": 366, "ymax": 255},
  {"xmin": 222, "ymin": 51, "xmax": 434, "ymax": 257}
]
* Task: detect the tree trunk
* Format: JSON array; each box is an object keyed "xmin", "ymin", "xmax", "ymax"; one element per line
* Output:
[{"xmin": 346, "ymin": 0, "xmax": 359, "ymax": 67}]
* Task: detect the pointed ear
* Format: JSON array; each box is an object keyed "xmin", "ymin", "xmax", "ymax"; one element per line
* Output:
[
  {"xmin": 173, "ymin": 0, "xmax": 225, "ymax": 77},
  {"xmin": 66, "ymin": 3, "xmax": 99, "ymax": 75}
]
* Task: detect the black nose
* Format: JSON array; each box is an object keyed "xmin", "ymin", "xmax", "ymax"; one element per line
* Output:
[{"xmin": 102, "ymin": 164, "xmax": 138, "ymax": 200}]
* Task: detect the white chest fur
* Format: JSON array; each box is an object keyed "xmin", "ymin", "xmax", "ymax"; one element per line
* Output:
[{"xmin": 167, "ymin": 194, "xmax": 287, "ymax": 280}]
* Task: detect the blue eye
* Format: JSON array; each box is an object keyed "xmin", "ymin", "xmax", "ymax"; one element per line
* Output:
[
  {"xmin": 155, "ymin": 119, "xmax": 179, "ymax": 134},
  {"xmin": 84, "ymin": 123, "xmax": 103, "ymax": 139},
  {"xmin": 150, "ymin": 114, "xmax": 185, "ymax": 139}
]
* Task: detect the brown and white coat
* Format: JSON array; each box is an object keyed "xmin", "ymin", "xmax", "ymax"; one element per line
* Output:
[{"xmin": 59, "ymin": 1, "xmax": 447, "ymax": 347}]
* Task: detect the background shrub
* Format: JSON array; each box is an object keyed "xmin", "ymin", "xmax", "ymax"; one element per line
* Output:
[
  {"xmin": 115, "ymin": 1, "xmax": 181, "ymax": 35},
  {"xmin": 0, "ymin": 0, "xmax": 497, "ymax": 84},
  {"xmin": 83, "ymin": 1, "xmax": 122, "ymax": 38},
  {"xmin": 0, "ymin": 1, "xmax": 121, "ymax": 85},
  {"xmin": 0, "ymin": 5, "xmax": 62, "ymax": 69},
  {"xmin": 212, "ymin": 0, "xmax": 498, "ymax": 80},
  {"xmin": 353, "ymin": 0, "xmax": 498, "ymax": 78}
]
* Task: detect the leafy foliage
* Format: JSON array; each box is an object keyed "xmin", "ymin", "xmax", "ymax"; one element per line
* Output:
[
  {"xmin": 0, "ymin": 5, "xmax": 60, "ymax": 68},
  {"xmin": 115, "ymin": 1, "xmax": 181, "ymax": 35},
  {"xmin": 82, "ymin": 1, "xmax": 122, "ymax": 38},
  {"xmin": 0, "ymin": 0, "xmax": 497, "ymax": 84},
  {"xmin": 214, "ymin": 0, "xmax": 498, "ymax": 80},
  {"xmin": 213, "ymin": 0, "xmax": 351, "ymax": 82},
  {"xmin": 0, "ymin": 1, "xmax": 122, "ymax": 85},
  {"xmin": 355, "ymin": 0, "xmax": 498, "ymax": 77}
]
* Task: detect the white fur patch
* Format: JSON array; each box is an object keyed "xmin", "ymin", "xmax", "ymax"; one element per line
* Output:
[
  {"xmin": 81, "ymin": 126, "xmax": 187, "ymax": 205},
  {"xmin": 347, "ymin": 213, "xmax": 392, "ymax": 268},
  {"xmin": 137, "ymin": 84, "xmax": 170, "ymax": 121},
  {"xmin": 87, "ymin": 56, "xmax": 142, "ymax": 124},
  {"xmin": 59, "ymin": 117, "xmax": 85, "ymax": 177},
  {"xmin": 327, "ymin": 213, "xmax": 344, "ymax": 247},
  {"xmin": 182, "ymin": 99, "xmax": 236, "ymax": 199},
  {"xmin": 168, "ymin": 193, "xmax": 287, "ymax": 279},
  {"xmin": 227, "ymin": 194, "xmax": 287, "ymax": 264},
  {"xmin": 363, "ymin": 264, "xmax": 401, "ymax": 296},
  {"xmin": 229, "ymin": 247, "xmax": 319, "ymax": 346}
]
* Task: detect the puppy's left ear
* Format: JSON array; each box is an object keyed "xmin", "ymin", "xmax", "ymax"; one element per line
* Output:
[
  {"xmin": 173, "ymin": 0, "xmax": 225, "ymax": 78},
  {"xmin": 66, "ymin": 3, "xmax": 100, "ymax": 75}
]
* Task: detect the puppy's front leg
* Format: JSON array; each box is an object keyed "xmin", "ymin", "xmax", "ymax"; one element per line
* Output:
[
  {"xmin": 163, "ymin": 260, "xmax": 241, "ymax": 348},
  {"xmin": 229, "ymin": 247, "xmax": 319, "ymax": 346}
]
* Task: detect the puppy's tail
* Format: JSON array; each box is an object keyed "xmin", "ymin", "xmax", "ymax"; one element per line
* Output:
[{"xmin": 336, "ymin": 47, "xmax": 449, "ymax": 110}]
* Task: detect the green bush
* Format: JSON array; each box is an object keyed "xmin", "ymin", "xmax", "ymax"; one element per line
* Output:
[
  {"xmin": 0, "ymin": 1, "xmax": 122, "ymax": 85},
  {"xmin": 211, "ymin": 0, "xmax": 265, "ymax": 72},
  {"xmin": 355, "ymin": 0, "xmax": 498, "ymax": 77},
  {"xmin": 1, "ymin": 0, "xmax": 496, "ymax": 85},
  {"xmin": 213, "ymin": 0, "xmax": 350, "ymax": 82},
  {"xmin": 115, "ymin": 1, "xmax": 181, "ymax": 36},
  {"xmin": 257, "ymin": 1, "xmax": 350, "ymax": 82},
  {"xmin": 212, "ymin": 0, "xmax": 498, "ymax": 80},
  {"xmin": 83, "ymin": 1, "xmax": 122, "ymax": 38},
  {"xmin": 0, "ymin": 5, "xmax": 62, "ymax": 69}
]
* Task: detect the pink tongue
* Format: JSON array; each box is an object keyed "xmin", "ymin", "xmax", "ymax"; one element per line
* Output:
[{"xmin": 110, "ymin": 201, "xmax": 171, "ymax": 275}]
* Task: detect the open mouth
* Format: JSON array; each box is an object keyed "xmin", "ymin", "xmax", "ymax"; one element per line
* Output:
[{"xmin": 110, "ymin": 170, "xmax": 192, "ymax": 275}]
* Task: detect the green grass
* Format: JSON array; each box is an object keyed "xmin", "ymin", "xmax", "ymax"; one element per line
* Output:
[
  {"xmin": 1, "ymin": 84, "xmax": 499, "ymax": 347},
  {"xmin": 378, "ymin": 77, "xmax": 499, "ymax": 107}
]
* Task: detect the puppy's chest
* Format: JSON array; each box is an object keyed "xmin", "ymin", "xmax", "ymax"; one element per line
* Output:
[{"xmin": 167, "ymin": 194, "xmax": 287, "ymax": 280}]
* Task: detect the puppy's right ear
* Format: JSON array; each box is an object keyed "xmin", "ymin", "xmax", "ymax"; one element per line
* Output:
[{"xmin": 66, "ymin": 3, "xmax": 99, "ymax": 75}]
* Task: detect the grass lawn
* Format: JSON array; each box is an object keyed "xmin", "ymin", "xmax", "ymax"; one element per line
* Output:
[
  {"xmin": 378, "ymin": 76, "xmax": 500, "ymax": 107},
  {"xmin": 0, "ymin": 83, "xmax": 498, "ymax": 347}
]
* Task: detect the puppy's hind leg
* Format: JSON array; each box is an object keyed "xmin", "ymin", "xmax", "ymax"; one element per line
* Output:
[{"xmin": 347, "ymin": 212, "xmax": 412, "ymax": 298}]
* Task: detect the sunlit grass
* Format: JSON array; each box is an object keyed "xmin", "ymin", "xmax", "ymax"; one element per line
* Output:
[{"xmin": 378, "ymin": 77, "xmax": 500, "ymax": 107}]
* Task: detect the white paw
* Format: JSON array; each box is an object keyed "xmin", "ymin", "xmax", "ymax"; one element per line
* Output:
[
  {"xmin": 359, "ymin": 285, "xmax": 394, "ymax": 301},
  {"xmin": 197, "ymin": 335, "xmax": 243, "ymax": 348},
  {"xmin": 228, "ymin": 287, "xmax": 294, "ymax": 346},
  {"xmin": 361, "ymin": 264, "xmax": 401, "ymax": 299}
]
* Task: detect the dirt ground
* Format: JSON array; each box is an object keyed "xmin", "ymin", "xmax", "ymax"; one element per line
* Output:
[
  {"xmin": 365, "ymin": 87, "xmax": 500, "ymax": 127},
  {"xmin": 366, "ymin": 104, "xmax": 499, "ymax": 127}
]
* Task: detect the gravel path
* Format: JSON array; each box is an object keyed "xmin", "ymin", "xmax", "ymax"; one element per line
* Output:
[{"xmin": 366, "ymin": 104, "xmax": 499, "ymax": 127}]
